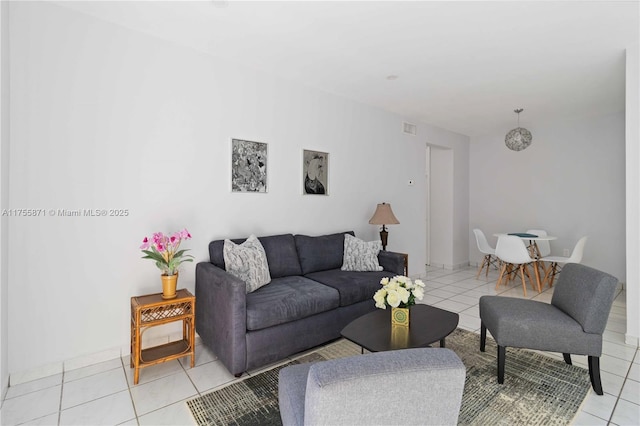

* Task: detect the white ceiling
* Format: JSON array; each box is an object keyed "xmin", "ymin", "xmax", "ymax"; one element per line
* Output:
[{"xmin": 53, "ymin": 0, "xmax": 640, "ymax": 137}]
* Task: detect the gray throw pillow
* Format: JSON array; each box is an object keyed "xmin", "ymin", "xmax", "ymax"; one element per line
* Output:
[
  {"xmin": 341, "ymin": 234, "xmax": 384, "ymax": 272},
  {"xmin": 223, "ymin": 234, "xmax": 271, "ymax": 293}
]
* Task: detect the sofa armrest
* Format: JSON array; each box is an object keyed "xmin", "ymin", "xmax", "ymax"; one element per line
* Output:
[
  {"xmin": 303, "ymin": 348, "xmax": 466, "ymax": 425},
  {"xmin": 378, "ymin": 251, "xmax": 406, "ymax": 275},
  {"xmin": 195, "ymin": 262, "xmax": 248, "ymax": 376}
]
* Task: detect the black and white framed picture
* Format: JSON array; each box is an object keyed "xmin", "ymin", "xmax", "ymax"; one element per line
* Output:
[
  {"xmin": 302, "ymin": 149, "xmax": 329, "ymax": 195},
  {"xmin": 231, "ymin": 138, "xmax": 268, "ymax": 193}
]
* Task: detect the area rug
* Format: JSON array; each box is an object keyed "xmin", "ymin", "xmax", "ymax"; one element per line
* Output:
[{"xmin": 187, "ymin": 328, "xmax": 592, "ymax": 425}]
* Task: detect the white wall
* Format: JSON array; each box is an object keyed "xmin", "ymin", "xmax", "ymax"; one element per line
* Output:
[
  {"xmin": 7, "ymin": 2, "xmax": 468, "ymax": 377},
  {"xmin": 469, "ymin": 113, "xmax": 626, "ymax": 281},
  {"xmin": 0, "ymin": 0, "xmax": 10, "ymax": 398},
  {"xmin": 452, "ymin": 133, "xmax": 470, "ymax": 268},
  {"xmin": 428, "ymin": 147, "xmax": 453, "ymax": 268},
  {"xmin": 426, "ymin": 129, "xmax": 470, "ymax": 270},
  {"xmin": 625, "ymin": 43, "xmax": 639, "ymax": 345}
]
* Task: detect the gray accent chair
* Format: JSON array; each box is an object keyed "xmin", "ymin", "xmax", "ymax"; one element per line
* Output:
[
  {"xmin": 479, "ymin": 263, "xmax": 618, "ymax": 395},
  {"xmin": 278, "ymin": 348, "xmax": 466, "ymax": 426}
]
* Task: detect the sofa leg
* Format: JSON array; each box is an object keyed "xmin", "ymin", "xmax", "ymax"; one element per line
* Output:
[
  {"xmin": 497, "ymin": 345, "xmax": 505, "ymax": 384},
  {"xmin": 588, "ymin": 356, "xmax": 603, "ymax": 395},
  {"xmin": 563, "ymin": 353, "xmax": 572, "ymax": 365},
  {"xmin": 480, "ymin": 323, "xmax": 486, "ymax": 352},
  {"xmin": 235, "ymin": 373, "xmax": 242, "ymax": 378}
]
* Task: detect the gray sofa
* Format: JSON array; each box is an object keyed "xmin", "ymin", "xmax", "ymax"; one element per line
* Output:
[
  {"xmin": 195, "ymin": 231, "xmax": 405, "ymax": 376},
  {"xmin": 279, "ymin": 348, "xmax": 466, "ymax": 426}
]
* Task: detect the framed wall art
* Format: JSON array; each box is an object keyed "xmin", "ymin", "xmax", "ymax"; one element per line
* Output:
[
  {"xmin": 231, "ymin": 138, "xmax": 268, "ymax": 193},
  {"xmin": 302, "ymin": 149, "xmax": 329, "ymax": 195}
]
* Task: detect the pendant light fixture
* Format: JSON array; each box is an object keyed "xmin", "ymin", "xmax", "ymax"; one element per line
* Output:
[{"xmin": 505, "ymin": 108, "xmax": 532, "ymax": 151}]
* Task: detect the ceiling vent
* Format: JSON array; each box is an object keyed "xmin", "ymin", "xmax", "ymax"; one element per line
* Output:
[{"xmin": 402, "ymin": 121, "xmax": 417, "ymax": 136}]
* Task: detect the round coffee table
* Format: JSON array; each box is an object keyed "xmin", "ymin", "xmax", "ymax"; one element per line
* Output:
[{"xmin": 340, "ymin": 304, "xmax": 459, "ymax": 352}]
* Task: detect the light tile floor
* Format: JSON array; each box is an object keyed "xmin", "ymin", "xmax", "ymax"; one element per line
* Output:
[{"xmin": 1, "ymin": 266, "xmax": 638, "ymax": 425}]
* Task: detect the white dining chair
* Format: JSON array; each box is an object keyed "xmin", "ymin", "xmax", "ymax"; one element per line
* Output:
[
  {"xmin": 473, "ymin": 229, "xmax": 497, "ymax": 279},
  {"xmin": 539, "ymin": 236, "xmax": 588, "ymax": 288},
  {"xmin": 495, "ymin": 235, "xmax": 542, "ymax": 296}
]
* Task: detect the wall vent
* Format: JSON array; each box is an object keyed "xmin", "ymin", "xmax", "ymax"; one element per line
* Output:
[{"xmin": 402, "ymin": 121, "xmax": 417, "ymax": 136}]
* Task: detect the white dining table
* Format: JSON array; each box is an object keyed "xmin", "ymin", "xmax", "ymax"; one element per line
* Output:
[{"xmin": 493, "ymin": 233, "xmax": 557, "ymax": 259}]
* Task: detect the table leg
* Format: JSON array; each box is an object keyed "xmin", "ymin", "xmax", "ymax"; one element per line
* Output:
[
  {"xmin": 440, "ymin": 338, "xmax": 446, "ymax": 348},
  {"xmin": 130, "ymin": 320, "xmax": 134, "ymax": 368},
  {"xmin": 133, "ymin": 329, "xmax": 141, "ymax": 385},
  {"xmin": 133, "ymin": 313, "xmax": 141, "ymax": 385},
  {"xmin": 189, "ymin": 317, "xmax": 195, "ymax": 368}
]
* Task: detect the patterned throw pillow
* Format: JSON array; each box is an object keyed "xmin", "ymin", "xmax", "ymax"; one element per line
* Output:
[
  {"xmin": 341, "ymin": 234, "xmax": 384, "ymax": 272},
  {"xmin": 223, "ymin": 234, "xmax": 271, "ymax": 293}
]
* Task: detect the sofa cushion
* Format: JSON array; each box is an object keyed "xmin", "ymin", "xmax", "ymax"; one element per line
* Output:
[
  {"xmin": 210, "ymin": 234, "xmax": 302, "ymax": 278},
  {"xmin": 295, "ymin": 231, "xmax": 354, "ymax": 275},
  {"xmin": 223, "ymin": 235, "xmax": 271, "ymax": 293},
  {"xmin": 246, "ymin": 276, "xmax": 340, "ymax": 331},
  {"xmin": 305, "ymin": 269, "xmax": 392, "ymax": 307},
  {"xmin": 341, "ymin": 234, "xmax": 383, "ymax": 272}
]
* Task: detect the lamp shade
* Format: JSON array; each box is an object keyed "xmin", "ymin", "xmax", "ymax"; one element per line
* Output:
[
  {"xmin": 505, "ymin": 108, "xmax": 532, "ymax": 151},
  {"xmin": 505, "ymin": 127, "xmax": 532, "ymax": 151},
  {"xmin": 369, "ymin": 203, "xmax": 400, "ymax": 225}
]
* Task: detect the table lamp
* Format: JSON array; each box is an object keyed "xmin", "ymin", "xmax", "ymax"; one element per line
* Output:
[{"xmin": 368, "ymin": 202, "xmax": 400, "ymax": 250}]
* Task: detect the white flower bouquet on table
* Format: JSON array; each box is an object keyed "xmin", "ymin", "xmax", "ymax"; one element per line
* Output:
[{"xmin": 373, "ymin": 275, "xmax": 425, "ymax": 309}]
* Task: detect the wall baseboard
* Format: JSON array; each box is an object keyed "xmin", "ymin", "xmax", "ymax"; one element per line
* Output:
[
  {"xmin": 625, "ymin": 334, "xmax": 639, "ymax": 347},
  {"xmin": 426, "ymin": 262, "xmax": 470, "ymax": 271},
  {"xmin": 10, "ymin": 331, "xmax": 203, "ymax": 387},
  {"xmin": 9, "ymin": 360, "xmax": 63, "ymax": 387}
]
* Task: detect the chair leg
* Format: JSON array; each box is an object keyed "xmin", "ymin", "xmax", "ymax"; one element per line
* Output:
[
  {"xmin": 519, "ymin": 264, "xmax": 527, "ymax": 297},
  {"xmin": 497, "ymin": 345, "xmax": 505, "ymax": 384},
  {"xmin": 496, "ymin": 263, "xmax": 508, "ymax": 289},
  {"xmin": 502, "ymin": 263, "xmax": 511, "ymax": 283},
  {"xmin": 536, "ymin": 260, "xmax": 547, "ymax": 286},
  {"xmin": 548, "ymin": 263, "xmax": 559, "ymax": 287},
  {"xmin": 588, "ymin": 356, "xmax": 603, "ymax": 395},
  {"xmin": 523, "ymin": 263, "xmax": 530, "ymax": 280},
  {"xmin": 476, "ymin": 255, "xmax": 489, "ymax": 279},
  {"xmin": 484, "ymin": 254, "xmax": 491, "ymax": 278},
  {"xmin": 530, "ymin": 241, "xmax": 539, "ymax": 258},
  {"xmin": 480, "ymin": 323, "xmax": 486, "ymax": 352},
  {"xmin": 523, "ymin": 264, "xmax": 535, "ymax": 293},
  {"xmin": 490, "ymin": 256, "xmax": 500, "ymax": 271},
  {"xmin": 532, "ymin": 261, "xmax": 542, "ymax": 293},
  {"xmin": 541, "ymin": 261, "xmax": 552, "ymax": 288},
  {"xmin": 563, "ymin": 353, "xmax": 572, "ymax": 365},
  {"xmin": 506, "ymin": 263, "xmax": 515, "ymax": 283}
]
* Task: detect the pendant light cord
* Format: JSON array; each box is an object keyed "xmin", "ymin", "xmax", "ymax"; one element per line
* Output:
[{"xmin": 514, "ymin": 108, "xmax": 524, "ymax": 128}]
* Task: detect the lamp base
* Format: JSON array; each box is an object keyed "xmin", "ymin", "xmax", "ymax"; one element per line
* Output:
[{"xmin": 380, "ymin": 228, "xmax": 388, "ymax": 251}]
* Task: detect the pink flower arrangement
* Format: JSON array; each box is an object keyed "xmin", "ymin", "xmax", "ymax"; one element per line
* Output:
[{"xmin": 140, "ymin": 229, "xmax": 194, "ymax": 276}]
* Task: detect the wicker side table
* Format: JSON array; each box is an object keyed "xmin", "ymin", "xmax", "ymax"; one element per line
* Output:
[{"xmin": 130, "ymin": 288, "xmax": 195, "ymax": 385}]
